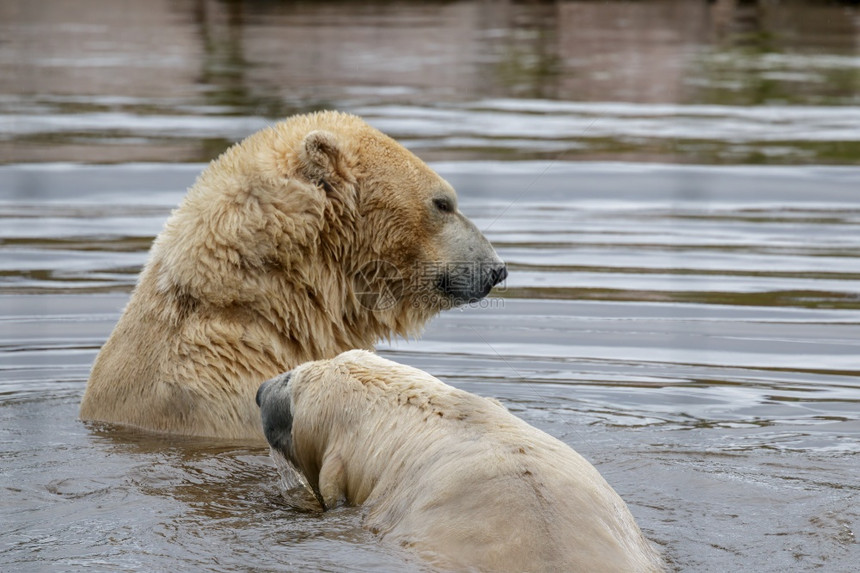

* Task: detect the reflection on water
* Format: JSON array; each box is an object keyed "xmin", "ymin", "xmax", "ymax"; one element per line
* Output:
[
  {"xmin": 1, "ymin": 0, "xmax": 858, "ymax": 164},
  {"xmin": 2, "ymin": 162, "xmax": 859, "ymax": 572},
  {"xmin": 1, "ymin": 1, "xmax": 859, "ymax": 571}
]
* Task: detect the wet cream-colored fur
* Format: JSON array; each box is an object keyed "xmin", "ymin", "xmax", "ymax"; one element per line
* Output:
[
  {"xmin": 80, "ymin": 111, "xmax": 504, "ymax": 440},
  {"xmin": 258, "ymin": 350, "xmax": 665, "ymax": 572}
]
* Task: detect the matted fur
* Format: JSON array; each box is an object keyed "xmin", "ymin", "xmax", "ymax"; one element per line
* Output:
[
  {"xmin": 80, "ymin": 111, "xmax": 504, "ymax": 439},
  {"xmin": 258, "ymin": 350, "xmax": 665, "ymax": 572}
]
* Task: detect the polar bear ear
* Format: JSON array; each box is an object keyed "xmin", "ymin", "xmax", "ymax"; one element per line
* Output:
[{"xmin": 299, "ymin": 130, "xmax": 353, "ymax": 194}]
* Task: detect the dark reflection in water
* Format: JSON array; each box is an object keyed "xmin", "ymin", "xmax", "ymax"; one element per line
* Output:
[{"xmin": 1, "ymin": 0, "xmax": 858, "ymax": 164}]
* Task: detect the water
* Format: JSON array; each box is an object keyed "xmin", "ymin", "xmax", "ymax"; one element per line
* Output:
[
  {"xmin": 2, "ymin": 1, "xmax": 860, "ymax": 572},
  {"xmin": 3, "ymin": 161, "xmax": 859, "ymax": 571},
  {"xmin": 3, "ymin": 0, "xmax": 859, "ymax": 165}
]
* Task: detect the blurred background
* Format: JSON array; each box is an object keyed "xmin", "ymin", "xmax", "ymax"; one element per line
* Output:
[
  {"xmin": 2, "ymin": 0, "xmax": 858, "ymax": 165},
  {"xmin": 2, "ymin": 2, "xmax": 859, "ymax": 572}
]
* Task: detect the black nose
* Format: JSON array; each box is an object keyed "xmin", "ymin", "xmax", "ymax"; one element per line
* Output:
[{"xmin": 490, "ymin": 264, "xmax": 507, "ymax": 287}]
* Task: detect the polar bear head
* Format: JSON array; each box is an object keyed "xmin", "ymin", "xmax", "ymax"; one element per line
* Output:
[{"xmin": 256, "ymin": 349, "xmax": 494, "ymax": 508}]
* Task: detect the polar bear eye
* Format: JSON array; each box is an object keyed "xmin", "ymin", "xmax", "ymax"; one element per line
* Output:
[{"xmin": 434, "ymin": 197, "xmax": 454, "ymax": 214}]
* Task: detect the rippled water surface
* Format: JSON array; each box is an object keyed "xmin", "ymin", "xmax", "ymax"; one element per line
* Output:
[
  {"xmin": 2, "ymin": 1, "xmax": 859, "ymax": 572},
  {"xmin": 3, "ymin": 162, "xmax": 859, "ymax": 572}
]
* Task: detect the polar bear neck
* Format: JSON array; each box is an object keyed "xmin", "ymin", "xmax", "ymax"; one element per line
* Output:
[{"xmin": 81, "ymin": 112, "xmax": 450, "ymax": 440}]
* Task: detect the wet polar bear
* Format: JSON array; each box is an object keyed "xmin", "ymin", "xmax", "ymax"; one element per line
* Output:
[
  {"xmin": 80, "ymin": 111, "xmax": 506, "ymax": 440},
  {"xmin": 257, "ymin": 350, "xmax": 664, "ymax": 572}
]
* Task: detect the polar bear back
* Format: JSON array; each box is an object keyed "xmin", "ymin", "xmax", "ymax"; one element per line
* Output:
[
  {"xmin": 362, "ymin": 395, "xmax": 659, "ymax": 572},
  {"xmin": 260, "ymin": 350, "xmax": 664, "ymax": 572}
]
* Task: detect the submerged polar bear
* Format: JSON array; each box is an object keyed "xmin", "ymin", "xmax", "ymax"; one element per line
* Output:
[
  {"xmin": 80, "ymin": 111, "xmax": 506, "ymax": 440},
  {"xmin": 257, "ymin": 350, "xmax": 665, "ymax": 572}
]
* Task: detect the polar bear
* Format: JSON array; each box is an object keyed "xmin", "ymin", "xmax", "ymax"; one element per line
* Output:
[
  {"xmin": 80, "ymin": 111, "xmax": 506, "ymax": 440},
  {"xmin": 257, "ymin": 350, "xmax": 665, "ymax": 572}
]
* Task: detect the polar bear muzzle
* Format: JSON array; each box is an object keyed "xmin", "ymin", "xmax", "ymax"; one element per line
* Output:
[
  {"xmin": 436, "ymin": 261, "xmax": 507, "ymax": 303},
  {"xmin": 432, "ymin": 212, "xmax": 507, "ymax": 304}
]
